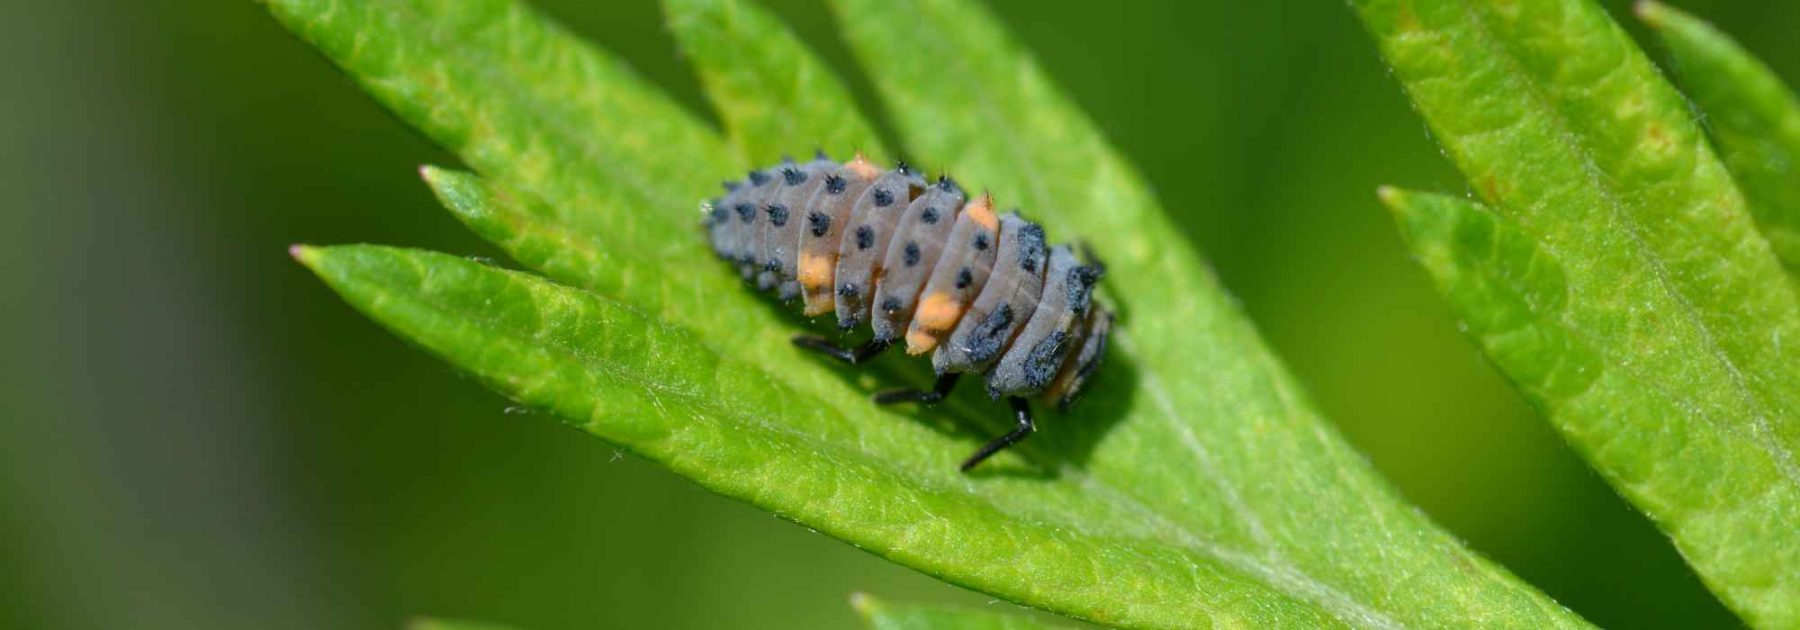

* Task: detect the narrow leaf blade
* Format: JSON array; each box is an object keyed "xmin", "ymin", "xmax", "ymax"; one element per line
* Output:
[
  {"xmin": 850, "ymin": 593, "xmax": 1064, "ymax": 630},
  {"xmin": 1638, "ymin": 0, "xmax": 1800, "ymax": 272},
  {"xmin": 831, "ymin": 0, "xmax": 1586, "ymax": 627},
  {"xmin": 663, "ymin": 0, "xmax": 887, "ymax": 163},
  {"xmin": 1353, "ymin": 1, "xmax": 1800, "ymax": 625},
  {"xmin": 297, "ymin": 244, "xmax": 1348, "ymax": 628}
]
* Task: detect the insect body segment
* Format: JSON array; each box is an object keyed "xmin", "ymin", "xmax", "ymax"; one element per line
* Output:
[{"xmin": 704, "ymin": 154, "xmax": 1110, "ymax": 471}]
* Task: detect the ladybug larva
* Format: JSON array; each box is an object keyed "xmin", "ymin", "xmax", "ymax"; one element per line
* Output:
[{"xmin": 703, "ymin": 151, "xmax": 1112, "ymax": 471}]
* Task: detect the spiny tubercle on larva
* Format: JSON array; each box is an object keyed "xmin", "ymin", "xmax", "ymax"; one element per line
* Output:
[{"xmin": 703, "ymin": 153, "xmax": 1111, "ymax": 412}]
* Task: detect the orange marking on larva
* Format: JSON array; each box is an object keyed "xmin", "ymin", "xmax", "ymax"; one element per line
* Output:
[
  {"xmin": 799, "ymin": 253, "xmax": 834, "ymax": 287},
  {"xmin": 905, "ymin": 329, "xmax": 939, "ymax": 355},
  {"xmin": 906, "ymin": 291, "xmax": 964, "ymax": 353},
  {"xmin": 846, "ymin": 154, "xmax": 882, "ymax": 180},
  {"xmin": 798, "ymin": 253, "xmax": 836, "ymax": 315},
  {"xmin": 965, "ymin": 193, "xmax": 998, "ymax": 231},
  {"xmin": 915, "ymin": 292, "xmax": 963, "ymax": 330}
]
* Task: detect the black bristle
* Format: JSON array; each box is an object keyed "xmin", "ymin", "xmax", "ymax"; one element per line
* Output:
[
  {"xmin": 825, "ymin": 174, "xmax": 847, "ymax": 195},
  {"xmin": 722, "ymin": 180, "xmax": 741, "ymax": 192},
  {"xmin": 747, "ymin": 170, "xmax": 770, "ymax": 186},
  {"xmin": 895, "ymin": 159, "xmax": 911, "ymax": 174},
  {"xmin": 814, "ymin": 148, "xmax": 831, "ymax": 161},
  {"xmin": 782, "ymin": 167, "xmax": 805, "ymax": 186}
]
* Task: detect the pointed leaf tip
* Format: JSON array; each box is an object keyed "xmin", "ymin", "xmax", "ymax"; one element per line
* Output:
[
  {"xmin": 1375, "ymin": 185, "xmax": 1403, "ymax": 207},
  {"xmin": 289, "ymin": 243, "xmax": 318, "ymax": 265}
]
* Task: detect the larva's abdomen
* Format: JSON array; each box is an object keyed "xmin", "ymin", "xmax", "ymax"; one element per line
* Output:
[
  {"xmin": 832, "ymin": 168, "xmax": 928, "ymax": 328},
  {"xmin": 905, "ymin": 195, "xmax": 1002, "ymax": 354},
  {"xmin": 933, "ymin": 212, "xmax": 1046, "ymax": 374},
  {"xmin": 1043, "ymin": 307, "xmax": 1112, "ymax": 410},
  {"xmin": 986, "ymin": 245, "xmax": 1100, "ymax": 397},
  {"xmin": 869, "ymin": 183, "xmax": 972, "ymax": 342},
  {"xmin": 714, "ymin": 168, "xmax": 778, "ymax": 278},
  {"xmin": 758, "ymin": 157, "xmax": 834, "ymax": 298},
  {"xmin": 796, "ymin": 158, "xmax": 880, "ymax": 315}
]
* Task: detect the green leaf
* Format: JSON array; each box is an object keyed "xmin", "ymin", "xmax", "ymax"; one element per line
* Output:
[
  {"xmin": 662, "ymin": 0, "xmax": 886, "ymax": 164},
  {"xmin": 1637, "ymin": 1, "xmax": 1800, "ymax": 273},
  {"xmin": 274, "ymin": 0, "xmax": 1588, "ymax": 627},
  {"xmin": 1353, "ymin": 1, "xmax": 1800, "ymax": 626},
  {"xmin": 849, "ymin": 593, "xmax": 1064, "ymax": 630}
]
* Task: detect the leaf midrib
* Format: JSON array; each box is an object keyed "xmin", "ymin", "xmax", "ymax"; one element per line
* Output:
[{"xmin": 1451, "ymin": 0, "xmax": 1800, "ymax": 487}]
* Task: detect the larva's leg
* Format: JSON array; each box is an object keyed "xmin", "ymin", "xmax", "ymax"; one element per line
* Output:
[
  {"xmin": 792, "ymin": 335, "xmax": 891, "ymax": 365},
  {"xmin": 872, "ymin": 373, "xmax": 960, "ymax": 405},
  {"xmin": 959, "ymin": 397, "xmax": 1036, "ymax": 471}
]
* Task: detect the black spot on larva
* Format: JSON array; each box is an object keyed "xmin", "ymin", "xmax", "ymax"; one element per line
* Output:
[
  {"xmin": 903, "ymin": 242, "xmax": 921, "ymax": 267},
  {"xmin": 815, "ymin": 148, "xmax": 831, "ymax": 161},
  {"xmin": 748, "ymin": 170, "xmax": 771, "ymax": 186},
  {"xmin": 837, "ymin": 283, "xmax": 860, "ymax": 298},
  {"xmin": 896, "ymin": 159, "xmax": 912, "ymax": 174},
  {"xmin": 854, "ymin": 225, "xmax": 875, "ymax": 250},
  {"xmin": 1066, "ymin": 265, "xmax": 1103, "ymax": 312},
  {"xmin": 722, "ymin": 180, "xmax": 740, "ymax": 192},
  {"xmin": 920, "ymin": 207, "xmax": 940, "ymax": 224},
  {"xmin": 782, "ymin": 167, "xmax": 805, "ymax": 186},
  {"xmin": 1017, "ymin": 224, "xmax": 1046, "ymax": 273},
  {"xmin": 965, "ymin": 304, "xmax": 1014, "ymax": 363},
  {"xmin": 873, "ymin": 187, "xmax": 895, "ymax": 207},
  {"xmin": 735, "ymin": 203, "xmax": 755, "ymax": 223},
  {"xmin": 955, "ymin": 267, "xmax": 973, "ymax": 289},
  {"xmin": 708, "ymin": 204, "xmax": 728, "ymax": 224},
  {"xmin": 973, "ymin": 232, "xmax": 991, "ymax": 251},
  {"xmin": 936, "ymin": 175, "xmax": 958, "ymax": 192},
  {"xmin": 764, "ymin": 258, "xmax": 781, "ymax": 272},
  {"xmin": 825, "ymin": 175, "xmax": 847, "ymax": 194},
  {"xmin": 807, "ymin": 211, "xmax": 830, "ymax": 237},
  {"xmin": 880, "ymin": 296, "xmax": 903, "ymax": 314},
  {"xmin": 765, "ymin": 204, "xmax": 789, "ymax": 227},
  {"xmin": 1023, "ymin": 329, "xmax": 1071, "ymax": 388}
]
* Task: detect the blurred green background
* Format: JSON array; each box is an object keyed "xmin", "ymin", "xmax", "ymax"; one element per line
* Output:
[{"xmin": 6, "ymin": 0, "xmax": 1795, "ymax": 628}]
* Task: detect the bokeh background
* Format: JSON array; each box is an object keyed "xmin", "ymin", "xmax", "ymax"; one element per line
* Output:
[{"xmin": 6, "ymin": 0, "xmax": 1795, "ymax": 627}]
